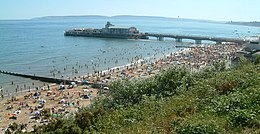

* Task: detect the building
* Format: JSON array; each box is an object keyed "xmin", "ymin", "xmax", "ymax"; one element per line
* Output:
[{"xmin": 64, "ymin": 22, "xmax": 148, "ymax": 39}]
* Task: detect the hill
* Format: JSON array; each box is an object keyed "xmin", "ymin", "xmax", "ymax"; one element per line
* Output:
[
  {"xmin": 227, "ymin": 21, "xmax": 260, "ymax": 27},
  {"xmin": 32, "ymin": 15, "xmax": 219, "ymax": 23}
]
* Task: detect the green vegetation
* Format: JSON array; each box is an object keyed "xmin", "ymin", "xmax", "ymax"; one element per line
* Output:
[{"xmin": 8, "ymin": 59, "xmax": 260, "ymax": 133}]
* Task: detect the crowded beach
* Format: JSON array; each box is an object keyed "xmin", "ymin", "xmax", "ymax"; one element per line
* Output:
[{"xmin": 0, "ymin": 43, "xmax": 242, "ymax": 132}]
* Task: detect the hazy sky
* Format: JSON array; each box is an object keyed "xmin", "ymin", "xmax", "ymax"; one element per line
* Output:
[{"xmin": 0, "ymin": 0, "xmax": 259, "ymax": 21}]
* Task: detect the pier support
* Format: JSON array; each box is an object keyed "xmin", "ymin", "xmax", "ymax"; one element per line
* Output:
[
  {"xmin": 195, "ymin": 40, "xmax": 202, "ymax": 44},
  {"xmin": 176, "ymin": 38, "xmax": 182, "ymax": 43},
  {"xmin": 158, "ymin": 37, "xmax": 164, "ymax": 41}
]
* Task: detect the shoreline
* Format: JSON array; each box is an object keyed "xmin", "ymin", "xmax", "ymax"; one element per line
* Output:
[
  {"xmin": 0, "ymin": 43, "xmax": 242, "ymax": 132},
  {"xmin": 0, "ymin": 41, "xmax": 182, "ymax": 95}
]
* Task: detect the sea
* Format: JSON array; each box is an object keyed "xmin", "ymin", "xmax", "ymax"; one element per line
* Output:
[{"xmin": 0, "ymin": 16, "xmax": 260, "ymax": 94}]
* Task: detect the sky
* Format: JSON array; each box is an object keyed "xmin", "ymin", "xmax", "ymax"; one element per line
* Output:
[{"xmin": 0, "ymin": 0, "xmax": 259, "ymax": 21}]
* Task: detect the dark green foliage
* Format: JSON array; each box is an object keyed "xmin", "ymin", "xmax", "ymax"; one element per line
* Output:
[
  {"xmin": 75, "ymin": 108, "xmax": 105, "ymax": 131},
  {"xmin": 229, "ymin": 109, "xmax": 259, "ymax": 128},
  {"xmin": 212, "ymin": 60, "xmax": 226, "ymax": 71},
  {"xmin": 108, "ymin": 79, "xmax": 148, "ymax": 107},
  {"xmin": 108, "ymin": 66, "xmax": 190, "ymax": 108},
  {"xmin": 255, "ymin": 55, "xmax": 260, "ymax": 64},
  {"xmin": 60, "ymin": 123, "xmax": 82, "ymax": 134},
  {"xmin": 154, "ymin": 66, "xmax": 189, "ymax": 97},
  {"xmin": 39, "ymin": 119, "xmax": 65, "ymax": 132},
  {"xmin": 171, "ymin": 122, "xmax": 222, "ymax": 134},
  {"xmin": 5, "ymin": 123, "xmax": 28, "ymax": 134},
  {"xmin": 32, "ymin": 118, "xmax": 82, "ymax": 134}
]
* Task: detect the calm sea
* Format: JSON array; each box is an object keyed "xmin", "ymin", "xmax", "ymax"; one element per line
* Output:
[{"xmin": 0, "ymin": 16, "xmax": 260, "ymax": 94}]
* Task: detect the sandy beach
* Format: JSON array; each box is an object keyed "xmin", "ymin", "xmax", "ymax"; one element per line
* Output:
[{"xmin": 0, "ymin": 43, "xmax": 241, "ymax": 133}]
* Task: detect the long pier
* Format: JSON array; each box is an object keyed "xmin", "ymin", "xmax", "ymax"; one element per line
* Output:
[{"xmin": 139, "ymin": 33, "xmax": 247, "ymax": 44}]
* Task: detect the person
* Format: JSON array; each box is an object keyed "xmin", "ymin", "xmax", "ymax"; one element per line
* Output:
[{"xmin": 186, "ymin": 79, "xmax": 190, "ymax": 90}]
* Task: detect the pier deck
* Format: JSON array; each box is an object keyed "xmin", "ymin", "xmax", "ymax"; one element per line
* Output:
[{"xmin": 140, "ymin": 33, "xmax": 247, "ymax": 44}]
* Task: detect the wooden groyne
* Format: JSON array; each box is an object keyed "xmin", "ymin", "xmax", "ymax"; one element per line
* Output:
[
  {"xmin": 0, "ymin": 70, "xmax": 107, "ymax": 88},
  {"xmin": 0, "ymin": 70, "xmax": 76, "ymax": 84}
]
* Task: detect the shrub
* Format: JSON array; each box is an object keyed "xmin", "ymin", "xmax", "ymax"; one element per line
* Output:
[
  {"xmin": 154, "ymin": 66, "xmax": 189, "ymax": 97},
  {"xmin": 75, "ymin": 108, "xmax": 105, "ymax": 131},
  {"xmin": 171, "ymin": 122, "xmax": 222, "ymax": 134},
  {"xmin": 254, "ymin": 55, "xmax": 260, "ymax": 65},
  {"xmin": 229, "ymin": 109, "xmax": 259, "ymax": 128}
]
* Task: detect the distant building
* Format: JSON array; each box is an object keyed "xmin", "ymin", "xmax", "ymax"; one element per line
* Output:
[{"xmin": 64, "ymin": 22, "xmax": 148, "ymax": 39}]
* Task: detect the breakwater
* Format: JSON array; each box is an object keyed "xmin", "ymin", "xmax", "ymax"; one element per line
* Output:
[
  {"xmin": 0, "ymin": 70, "xmax": 107, "ymax": 89},
  {"xmin": 0, "ymin": 70, "xmax": 76, "ymax": 84}
]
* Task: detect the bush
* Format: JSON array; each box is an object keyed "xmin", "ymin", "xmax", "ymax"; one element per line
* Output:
[
  {"xmin": 75, "ymin": 108, "xmax": 105, "ymax": 131},
  {"xmin": 229, "ymin": 109, "xmax": 259, "ymax": 128},
  {"xmin": 107, "ymin": 66, "xmax": 190, "ymax": 108},
  {"xmin": 154, "ymin": 66, "xmax": 189, "ymax": 97},
  {"xmin": 254, "ymin": 55, "xmax": 260, "ymax": 65},
  {"xmin": 212, "ymin": 60, "xmax": 226, "ymax": 71},
  {"xmin": 171, "ymin": 122, "xmax": 222, "ymax": 134}
]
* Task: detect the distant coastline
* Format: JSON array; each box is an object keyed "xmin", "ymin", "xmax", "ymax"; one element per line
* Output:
[
  {"xmin": 227, "ymin": 21, "xmax": 260, "ymax": 27},
  {"xmin": 31, "ymin": 15, "xmax": 219, "ymax": 23}
]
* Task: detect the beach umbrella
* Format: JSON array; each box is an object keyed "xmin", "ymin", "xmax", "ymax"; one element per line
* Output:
[
  {"xmin": 83, "ymin": 95, "xmax": 90, "ymax": 99},
  {"xmin": 137, "ymin": 69, "xmax": 143, "ymax": 72},
  {"xmin": 13, "ymin": 110, "xmax": 21, "ymax": 115},
  {"xmin": 29, "ymin": 116, "xmax": 36, "ymax": 119},
  {"xmin": 103, "ymin": 87, "xmax": 109, "ymax": 90},
  {"xmin": 60, "ymin": 99, "xmax": 66, "ymax": 103},
  {"xmin": 71, "ymin": 82, "xmax": 76, "ymax": 85},
  {"xmin": 34, "ymin": 111, "xmax": 40, "ymax": 115},
  {"xmin": 83, "ymin": 89, "xmax": 90, "ymax": 92}
]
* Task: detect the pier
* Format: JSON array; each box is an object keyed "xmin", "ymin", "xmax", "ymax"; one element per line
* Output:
[
  {"xmin": 138, "ymin": 33, "xmax": 248, "ymax": 44},
  {"xmin": 65, "ymin": 22, "xmax": 248, "ymax": 44}
]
